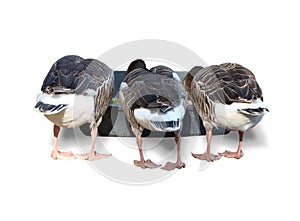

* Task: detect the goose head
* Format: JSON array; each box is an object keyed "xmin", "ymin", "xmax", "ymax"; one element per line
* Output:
[{"xmin": 126, "ymin": 59, "xmax": 147, "ymax": 75}]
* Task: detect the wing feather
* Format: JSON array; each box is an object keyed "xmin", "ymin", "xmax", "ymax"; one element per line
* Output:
[
  {"xmin": 41, "ymin": 55, "xmax": 113, "ymax": 96},
  {"xmin": 193, "ymin": 63, "xmax": 263, "ymax": 105},
  {"xmin": 121, "ymin": 69, "xmax": 186, "ymax": 112}
]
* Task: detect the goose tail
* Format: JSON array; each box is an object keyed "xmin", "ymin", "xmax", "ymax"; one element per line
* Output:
[
  {"xmin": 34, "ymin": 93, "xmax": 69, "ymax": 115},
  {"xmin": 150, "ymin": 118, "xmax": 181, "ymax": 132},
  {"xmin": 237, "ymin": 99, "xmax": 269, "ymax": 116},
  {"xmin": 238, "ymin": 107, "xmax": 269, "ymax": 116}
]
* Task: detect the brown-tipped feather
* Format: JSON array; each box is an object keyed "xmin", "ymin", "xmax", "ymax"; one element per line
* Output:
[
  {"xmin": 41, "ymin": 55, "xmax": 114, "ymax": 128},
  {"xmin": 184, "ymin": 63, "xmax": 264, "ymax": 128}
]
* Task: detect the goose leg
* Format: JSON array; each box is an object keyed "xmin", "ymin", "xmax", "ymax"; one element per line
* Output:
[
  {"xmin": 134, "ymin": 136, "xmax": 161, "ymax": 169},
  {"xmin": 219, "ymin": 131, "xmax": 244, "ymax": 159},
  {"xmin": 51, "ymin": 125, "xmax": 76, "ymax": 160},
  {"xmin": 192, "ymin": 130, "xmax": 221, "ymax": 162},
  {"xmin": 161, "ymin": 132, "xmax": 186, "ymax": 171},
  {"xmin": 76, "ymin": 127, "xmax": 112, "ymax": 161}
]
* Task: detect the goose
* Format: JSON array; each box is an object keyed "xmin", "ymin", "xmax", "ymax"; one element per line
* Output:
[
  {"xmin": 119, "ymin": 59, "xmax": 187, "ymax": 170},
  {"xmin": 35, "ymin": 55, "xmax": 114, "ymax": 160},
  {"xmin": 183, "ymin": 63, "xmax": 269, "ymax": 161}
]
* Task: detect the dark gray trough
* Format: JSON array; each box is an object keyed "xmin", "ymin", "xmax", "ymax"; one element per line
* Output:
[{"xmin": 80, "ymin": 71, "xmax": 230, "ymax": 137}]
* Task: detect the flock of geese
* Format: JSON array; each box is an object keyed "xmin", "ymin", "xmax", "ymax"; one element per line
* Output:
[{"xmin": 35, "ymin": 55, "xmax": 269, "ymax": 170}]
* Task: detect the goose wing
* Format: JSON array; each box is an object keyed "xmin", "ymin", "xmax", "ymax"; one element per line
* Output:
[
  {"xmin": 150, "ymin": 65, "xmax": 174, "ymax": 78},
  {"xmin": 41, "ymin": 55, "xmax": 113, "ymax": 95},
  {"xmin": 194, "ymin": 63, "xmax": 263, "ymax": 105},
  {"xmin": 121, "ymin": 68, "xmax": 186, "ymax": 113}
]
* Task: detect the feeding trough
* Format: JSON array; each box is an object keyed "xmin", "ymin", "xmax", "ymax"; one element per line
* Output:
[{"xmin": 80, "ymin": 71, "xmax": 230, "ymax": 137}]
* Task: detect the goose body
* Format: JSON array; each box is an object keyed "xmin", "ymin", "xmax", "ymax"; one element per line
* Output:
[
  {"xmin": 119, "ymin": 65, "xmax": 187, "ymax": 134},
  {"xmin": 119, "ymin": 60, "xmax": 187, "ymax": 170},
  {"xmin": 35, "ymin": 55, "xmax": 113, "ymax": 160},
  {"xmin": 184, "ymin": 63, "xmax": 268, "ymax": 160}
]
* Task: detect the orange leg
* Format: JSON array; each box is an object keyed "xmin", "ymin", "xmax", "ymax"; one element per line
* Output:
[
  {"xmin": 76, "ymin": 126, "xmax": 112, "ymax": 161},
  {"xmin": 51, "ymin": 125, "xmax": 76, "ymax": 160},
  {"xmin": 219, "ymin": 131, "xmax": 244, "ymax": 159},
  {"xmin": 133, "ymin": 136, "xmax": 161, "ymax": 169},
  {"xmin": 161, "ymin": 132, "xmax": 186, "ymax": 171},
  {"xmin": 192, "ymin": 130, "xmax": 221, "ymax": 162}
]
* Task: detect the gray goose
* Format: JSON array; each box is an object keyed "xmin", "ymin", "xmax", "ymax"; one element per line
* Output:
[
  {"xmin": 119, "ymin": 59, "xmax": 187, "ymax": 170},
  {"xmin": 35, "ymin": 55, "xmax": 113, "ymax": 160},
  {"xmin": 183, "ymin": 63, "xmax": 269, "ymax": 161}
]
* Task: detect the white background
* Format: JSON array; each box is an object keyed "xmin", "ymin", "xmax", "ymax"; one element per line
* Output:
[{"xmin": 0, "ymin": 0, "xmax": 299, "ymax": 220}]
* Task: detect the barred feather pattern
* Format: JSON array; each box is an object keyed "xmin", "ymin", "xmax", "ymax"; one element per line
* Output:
[
  {"xmin": 41, "ymin": 55, "xmax": 114, "ymax": 128},
  {"xmin": 93, "ymin": 74, "xmax": 114, "ymax": 128},
  {"xmin": 41, "ymin": 55, "xmax": 113, "ymax": 96},
  {"xmin": 118, "ymin": 83, "xmax": 141, "ymax": 135},
  {"xmin": 119, "ymin": 67, "xmax": 187, "ymax": 135},
  {"xmin": 149, "ymin": 65, "xmax": 174, "ymax": 78},
  {"xmin": 196, "ymin": 63, "xmax": 263, "ymax": 105},
  {"xmin": 184, "ymin": 63, "xmax": 263, "ymax": 129},
  {"xmin": 191, "ymin": 82, "xmax": 215, "ymax": 129},
  {"xmin": 122, "ymin": 69, "xmax": 186, "ymax": 111}
]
